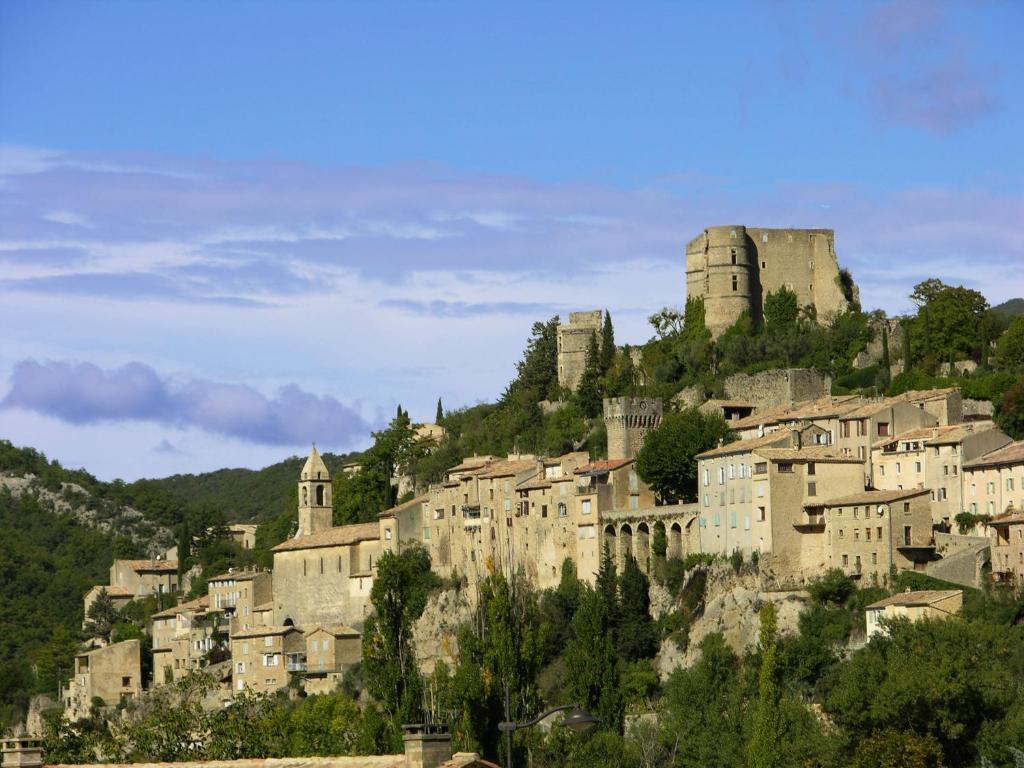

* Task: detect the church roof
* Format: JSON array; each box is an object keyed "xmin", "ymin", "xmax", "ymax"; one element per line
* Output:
[
  {"xmin": 272, "ymin": 522, "xmax": 380, "ymax": 552},
  {"xmin": 301, "ymin": 445, "xmax": 331, "ymax": 482}
]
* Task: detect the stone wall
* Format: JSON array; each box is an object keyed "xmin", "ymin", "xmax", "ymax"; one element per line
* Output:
[
  {"xmin": 721, "ymin": 368, "xmax": 831, "ymax": 409},
  {"xmin": 604, "ymin": 397, "xmax": 663, "ymax": 460},
  {"xmin": 927, "ymin": 533, "xmax": 990, "ymax": 589}
]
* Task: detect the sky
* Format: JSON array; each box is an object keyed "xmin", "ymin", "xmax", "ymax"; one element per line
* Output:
[{"xmin": 1, "ymin": 0, "xmax": 1022, "ymax": 481}]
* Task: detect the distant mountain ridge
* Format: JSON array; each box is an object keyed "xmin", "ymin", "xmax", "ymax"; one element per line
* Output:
[
  {"xmin": 129, "ymin": 450, "xmax": 360, "ymax": 523},
  {"xmin": 992, "ymin": 298, "xmax": 1024, "ymax": 318}
]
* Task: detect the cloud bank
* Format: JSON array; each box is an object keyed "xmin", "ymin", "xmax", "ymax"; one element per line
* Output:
[{"xmin": 2, "ymin": 359, "xmax": 371, "ymax": 447}]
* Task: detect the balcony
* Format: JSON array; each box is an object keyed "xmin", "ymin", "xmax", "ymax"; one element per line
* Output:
[
  {"xmin": 461, "ymin": 504, "xmax": 481, "ymax": 519},
  {"xmin": 285, "ymin": 654, "xmax": 307, "ymax": 673},
  {"xmin": 793, "ymin": 512, "xmax": 825, "ymax": 532}
]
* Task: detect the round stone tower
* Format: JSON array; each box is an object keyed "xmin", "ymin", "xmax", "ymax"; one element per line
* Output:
[
  {"xmin": 685, "ymin": 225, "xmax": 754, "ymax": 336},
  {"xmin": 603, "ymin": 397, "xmax": 664, "ymax": 460}
]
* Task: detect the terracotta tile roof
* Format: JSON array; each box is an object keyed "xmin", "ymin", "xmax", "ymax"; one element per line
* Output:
[
  {"xmin": 446, "ymin": 456, "xmax": 497, "ymax": 474},
  {"xmin": 272, "ymin": 522, "xmax": 380, "ymax": 552},
  {"xmin": 695, "ymin": 431, "xmax": 790, "ymax": 459},
  {"xmin": 820, "ymin": 488, "xmax": 931, "ymax": 506},
  {"xmin": 730, "ymin": 395, "xmax": 862, "ymax": 431},
  {"xmin": 837, "ymin": 399, "xmax": 900, "ymax": 421},
  {"xmin": 866, "ymin": 589, "xmax": 962, "ymax": 610},
  {"xmin": 88, "ymin": 585, "xmax": 133, "ymax": 597},
  {"xmin": 754, "ymin": 447, "xmax": 861, "ymax": 463},
  {"xmin": 987, "ymin": 508, "xmax": 1024, "ymax": 526},
  {"xmin": 254, "ymin": 602, "xmax": 274, "ymax": 611},
  {"xmin": 478, "ymin": 458, "xmax": 538, "ymax": 479},
  {"xmin": 116, "ymin": 559, "xmax": 178, "ymax": 573},
  {"xmin": 892, "ymin": 387, "xmax": 960, "ymax": 404},
  {"xmin": 231, "ymin": 625, "xmax": 303, "ymax": 639},
  {"xmin": 573, "ymin": 458, "xmax": 633, "ymax": 475},
  {"xmin": 379, "ymin": 494, "xmax": 428, "ymax": 518},
  {"xmin": 152, "ymin": 595, "xmax": 210, "ymax": 619},
  {"xmin": 872, "ymin": 424, "xmax": 967, "ymax": 450},
  {"xmin": 208, "ymin": 568, "xmax": 267, "ymax": 583},
  {"xmin": 49, "ymin": 758, "xmax": 405, "ymax": 768},
  {"xmin": 964, "ymin": 441, "xmax": 1024, "ymax": 470},
  {"xmin": 516, "ymin": 476, "xmax": 552, "ymax": 492},
  {"xmin": 308, "ymin": 624, "xmax": 361, "ymax": 637}
]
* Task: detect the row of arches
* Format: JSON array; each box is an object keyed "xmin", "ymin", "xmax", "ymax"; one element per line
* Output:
[{"xmin": 603, "ymin": 519, "xmax": 685, "ymax": 571}]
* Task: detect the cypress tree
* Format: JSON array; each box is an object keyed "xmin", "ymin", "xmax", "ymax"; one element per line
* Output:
[
  {"xmin": 747, "ymin": 602, "xmax": 782, "ymax": 768},
  {"xmin": 879, "ymin": 325, "xmax": 892, "ymax": 391},
  {"xmin": 435, "ymin": 398, "xmax": 443, "ymax": 424},
  {"xmin": 576, "ymin": 333, "xmax": 604, "ymax": 418},
  {"xmin": 600, "ymin": 310, "xmax": 615, "ymax": 373},
  {"xmin": 617, "ymin": 555, "xmax": 657, "ymax": 661}
]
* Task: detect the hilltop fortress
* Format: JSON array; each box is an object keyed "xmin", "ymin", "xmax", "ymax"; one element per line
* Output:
[{"xmin": 685, "ymin": 225, "xmax": 853, "ymax": 336}]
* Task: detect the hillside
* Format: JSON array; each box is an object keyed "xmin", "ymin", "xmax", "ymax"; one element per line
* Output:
[
  {"xmin": 128, "ymin": 450, "xmax": 360, "ymax": 524},
  {"xmin": 993, "ymin": 297, "xmax": 1024, "ymax": 318}
]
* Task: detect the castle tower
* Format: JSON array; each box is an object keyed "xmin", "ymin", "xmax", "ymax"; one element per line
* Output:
[
  {"xmin": 297, "ymin": 445, "xmax": 332, "ymax": 536},
  {"xmin": 604, "ymin": 397, "xmax": 663, "ymax": 460},
  {"xmin": 557, "ymin": 310, "xmax": 604, "ymax": 391},
  {"xmin": 685, "ymin": 225, "xmax": 754, "ymax": 337}
]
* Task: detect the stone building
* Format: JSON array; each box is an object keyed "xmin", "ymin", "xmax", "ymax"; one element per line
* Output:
[
  {"xmin": 108, "ymin": 558, "xmax": 179, "ymax": 599},
  {"xmin": 82, "ymin": 586, "xmax": 133, "ymax": 624},
  {"xmin": 150, "ymin": 596, "xmax": 220, "ymax": 686},
  {"xmin": 963, "ymin": 441, "xmax": 1024, "ymax": 519},
  {"xmin": 696, "ymin": 432, "xmax": 864, "ymax": 574},
  {"xmin": 303, "ymin": 625, "xmax": 362, "ymax": 694},
  {"xmin": 556, "ymin": 310, "xmax": 603, "ymax": 391},
  {"xmin": 62, "ymin": 639, "xmax": 141, "ymax": 721},
  {"xmin": 987, "ymin": 507, "xmax": 1024, "ymax": 582},
  {"xmin": 230, "ymin": 625, "xmax": 306, "ymax": 694},
  {"xmin": 865, "ymin": 589, "xmax": 963, "ymax": 639},
  {"xmin": 604, "ymin": 397, "xmax": 663, "ymax": 460},
  {"xmin": 815, "ymin": 489, "xmax": 934, "ymax": 583},
  {"xmin": 872, "ymin": 424, "xmax": 1010, "ymax": 528},
  {"xmin": 207, "ymin": 568, "xmax": 273, "ymax": 633},
  {"xmin": 685, "ymin": 225, "xmax": 852, "ymax": 336}
]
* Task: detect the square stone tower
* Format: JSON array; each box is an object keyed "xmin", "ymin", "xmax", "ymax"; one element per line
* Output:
[{"xmin": 557, "ymin": 310, "xmax": 603, "ymax": 391}]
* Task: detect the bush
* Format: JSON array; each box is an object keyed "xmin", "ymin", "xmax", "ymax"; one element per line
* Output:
[
  {"xmin": 729, "ymin": 548, "xmax": 743, "ymax": 574},
  {"xmin": 807, "ymin": 569, "xmax": 856, "ymax": 606}
]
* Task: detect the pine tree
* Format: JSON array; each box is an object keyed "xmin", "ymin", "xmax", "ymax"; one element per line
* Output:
[
  {"xmin": 600, "ymin": 310, "xmax": 615, "ymax": 374},
  {"xmin": 435, "ymin": 398, "xmax": 443, "ymax": 424},
  {"xmin": 84, "ymin": 589, "xmax": 118, "ymax": 643},
  {"xmin": 747, "ymin": 602, "xmax": 782, "ymax": 768},
  {"xmin": 595, "ymin": 542, "xmax": 619, "ymax": 636},
  {"xmin": 576, "ymin": 333, "xmax": 604, "ymax": 418},
  {"xmin": 564, "ymin": 586, "xmax": 624, "ymax": 733},
  {"xmin": 177, "ymin": 519, "xmax": 191, "ymax": 581}
]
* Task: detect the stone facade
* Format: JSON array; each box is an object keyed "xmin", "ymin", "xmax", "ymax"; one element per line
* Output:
[
  {"xmin": 721, "ymin": 368, "xmax": 831, "ymax": 410},
  {"xmin": 108, "ymin": 559, "xmax": 178, "ymax": 599},
  {"xmin": 150, "ymin": 595, "xmax": 219, "ymax": 686},
  {"xmin": 685, "ymin": 225, "xmax": 852, "ymax": 336},
  {"xmin": 604, "ymin": 397, "xmax": 663, "ymax": 460},
  {"xmin": 208, "ymin": 568, "xmax": 273, "ymax": 634},
  {"xmin": 556, "ymin": 310, "xmax": 603, "ymax": 391},
  {"xmin": 230, "ymin": 626, "xmax": 305, "ymax": 695},
  {"xmin": 963, "ymin": 441, "xmax": 1024, "ymax": 520},
  {"xmin": 865, "ymin": 589, "xmax": 963, "ymax": 639},
  {"xmin": 62, "ymin": 640, "xmax": 141, "ymax": 720}
]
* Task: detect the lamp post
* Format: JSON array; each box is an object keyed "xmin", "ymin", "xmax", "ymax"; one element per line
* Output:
[{"xmin": 497, "ymin": 697, "xmax": 598, "ymax": 768}]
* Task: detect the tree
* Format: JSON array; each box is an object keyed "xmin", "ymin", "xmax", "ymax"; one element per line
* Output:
[
  {"xmin": 764, "ymin": 287, "xmax": 799, "ymax": 331},
  {"xmin": 747, "ymin": 602, "xmax": 782, "ymax": 768},
  {"xmin": 901, "ymin": 319, "xmax": 913, "ymax": 370},
  {"xmin": 996, "ymin": 379, "xmax": 1024, "ymax": 440},
  {"xmin": 435, "ymin": 398, "xmax": 444, "ymax": 423},
  {"xmin": 362, "ymin": 547, "xmax": 438, "ymax": 737},
  {"xmin": 852, "ymin": 730, "xmax": 945, "ymax": 768},
  {"xmin": 84, "ymin": 588, "xmax": 118, "ymax": 642},
  {"xmin": 648, "ymin": 307, "xmax": 685, "ymax": 340},
  {"xmin": 617, "ymin": 555, "xmax": 657, "ymax": 662},
  {"xmin": 997, "ymin": 316, "xmax": 1024, "ymax": 369},
  {"xmin": 910, "ymin": 283, "xmax": 991, "ymax": 364},
  {"xmin": 565, "ymin": 586, "xmax": 623, "ymax": 733},
  {"xmin": 878, "ymin": 325, "xmax": 892, "ymax": 390},
  {"xmin": 634, "ymin": 408, "xmax": 733, "ymax": 502},
  {"xmin": 600, "ymin": 310, "xmax": 615, "ymax": 374},
  {"xmin": 576, "ymin": 333, "xmax": 604, "ymax": 418}
]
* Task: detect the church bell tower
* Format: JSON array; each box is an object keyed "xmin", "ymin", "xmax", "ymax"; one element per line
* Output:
[{"xmin": 297, "ymin": 445, "xmax": 332, "ymax": 536}]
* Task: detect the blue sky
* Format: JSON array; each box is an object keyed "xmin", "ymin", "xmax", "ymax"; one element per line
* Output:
[{"xmin": 1, "ymin": 0, "xmax": 1022, "ymax": 480}]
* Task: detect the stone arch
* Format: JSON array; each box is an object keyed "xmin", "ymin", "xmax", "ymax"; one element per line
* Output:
[
  {"xmin": 301, "ymin": 486, "xmax": 308, "ymax": 506},
  {"xmin": 283, "ymin": 617, "xmax": 295, "ymax": 627},
  {"xmin": 316, "ymin": 484, "xmax": 325, "ymax": 506},
  {"xmin": 619, "ymin": 523, "xmax": 633, "ymax": 564},
  {"xmin": 669, "ymin": 522, "xmax": 683, "ymax": 560},
  {"xmin": 652, "ymin": 521, "xmax": 667, "ymax": 559},
  {"xmin": 636, "ymin": 522, "xmax": 651, "ymax": 571}
]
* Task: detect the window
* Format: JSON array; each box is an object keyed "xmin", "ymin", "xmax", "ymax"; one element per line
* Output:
[
  {"xmin": 703, "ymin": 468, "xmax": 710, "ymax": 486},
  {"xmin": 581, "ymin": 499, "xmax": 592, "ymax": 515},
  {"xmin": 713, "ymin": 512, "xmax": 721, "ymax": 527},
  {"xmin": 263, "ymin": 653, "xmax": 278, "ymax": 667},
  {"xmin": 757, "ymin": 506, "xmax": 766, "ymax": 522},
  {"xmin": 434, "ymin": 508, "xmax": 443, "ymax": 520},
  {"xmin": 730, "ymin": 512, "xmax": 737, "ymax": 528},
  {"xmin": 938, "ymin": 488, "xmax": 946, "ymax": 501},
  {"xmin": 903, "ymin": 502, "xmax": 910, "ymax": 514},
  {"xmin": 718, "ymin": 467, "xmax": 725, "ymax": 484},
  {"xmin": 756, "ymin": 482, "xmax": 764, "ymax": 498},
  {"xmin": 122, "ymin": 676, "xmax": 132, "ymax": 687},
  {"xmin": 504, "ymin": 499, "xmax": 512, "ymax": 512},
  {"xmin": 384, "ymin": 528, "xmax": 393, "ymax": 541},
  {"xmin": 422, "ymin": 526, "xmax": 431, "ymax": 540},
  {"xmin": 1009, "ymin": 478, "xmax": 1016, "ymax": 491},
  {"xmin": 237, "ymin": 661, "xmax": 245, "ymax": 673},
  {"xmin": 732, "ymin": 275, "xmax": 738, "ymax": 291},
  {"xmin": 877, "ymin": 526, "xmax": 882, "ymax": 539},
  {"xmin": 728, "ymin": 463, "xmax": 735, "ymax": 479},
  {"xmin": 557, "ymin": 503, "xmax": 567, "ymax": 518},
  {"xmin": 310, "ymin": 639, "xmax": 318, "ymax": 652},
  {"xmin": 265, "ymin": 636, "xmax": 273, "ymax": 647},
  {"xmin": 878, "ymin": 422, "xmax": 890, "ymax": 437},
  {"xmin": 903, "ymin": 526, "xmax": 912, "ymax": 546},
  {"xmin": 807, "ymin": 462, "xmax": 816, "ymax": 476},
  {"xmin": 242, "ymin": 642, "xmax": 249, "ymax": 655},
  {"xmin": 629, "ymin": 495, "xmax": 639, "ymax": 510},
  {"xmin": 842, "ymin": 554, "xmax": 848, "ymax": 566},
  {"xmin": 854, "ymin": 529, "xmax": 860, "ymax": 541},
  {"xmin": 778, "ymin": 462, "xmax": 794, "ymax": 473},
  {"xmin": 629, "ymin": 471, "xmax": 638, "ymax": 492},
  {"xmin": 730, "ymin": 248, "xmax": 737, "ymax": 264},
  {"xmin": 703, "ymin": 493, "xmax": 709, "ymax": 507},
  {"xmin": 866, "ymin": 528, "xmax": 871, "ymax": 541},
  {"xmin": 541, "ymin": 504, "xmax": 548, "ymax": 518},
  {"xmin": 896, "ymin": 462, "xmax": 901, "ymax": 474},
  {"xmin": 807, "ymin": 482, "xmax": 817, "ymax": 497},
  {"xmin": 839, "ymin": 528, "xmax": 844, "ymax": 538}
]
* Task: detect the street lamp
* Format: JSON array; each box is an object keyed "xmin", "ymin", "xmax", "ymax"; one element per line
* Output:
[{"xmin": 497, "ymin": 703, "xmax": 598, "ymax": 768}]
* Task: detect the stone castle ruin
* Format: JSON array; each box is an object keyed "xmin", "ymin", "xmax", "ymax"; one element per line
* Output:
[
  {"xmin": 685, "ymin": 225, "xmax": 854, "ymax": 336},
  {"xmin": 556, "ymin": 310, "xmax": 603, "ymax": 391}
]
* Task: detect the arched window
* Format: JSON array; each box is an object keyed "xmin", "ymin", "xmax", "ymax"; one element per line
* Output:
[
  {"xmin": 301, "ymin": 486, "xmax": 308, "ymax": 505},
  {"xmin": 316, "ymin": 484, "xmax": 325, "ymax": 506}
]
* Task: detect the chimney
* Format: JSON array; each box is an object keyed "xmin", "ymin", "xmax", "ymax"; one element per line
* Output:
[
  {"xmin": 402, "ymin": 723, "xmax": 452, "ymax": 768},
  {"xmin": 2, "ymin": 738, "xmax": 43, "ymax": 768},
  {"xmin": 791, "ymin": 429, "xmax": 801, "ymax": 450}
]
